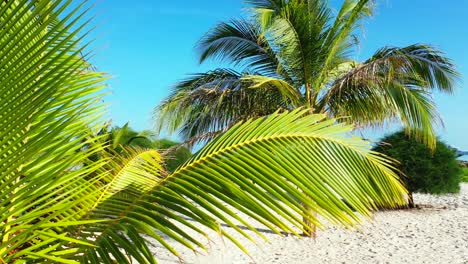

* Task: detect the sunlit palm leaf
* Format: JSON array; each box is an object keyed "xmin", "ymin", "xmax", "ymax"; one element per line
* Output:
[
  {"xmin": 155, "ymin": 69, "xmax": 291, "ymax": 145},
  {"xmin": 77, "ymin": 110, "xmax": 407, "ymax": 263},
  {"xmin": 0, "ymin": 1, "xmax": 107, "ymax": 262},
  {"xmin": 312, "ymin": 0, "xmax": 374, "ymax": 94},
  {"xmin": 323, "ymin": 44, "xmax": 458, "ymax": 147},
  {"xmin": 198, "ymin": 18, "xmax": 288, "ymax": 78},
  {"xmin": 241, "ymin": 75, "xmax": 302, "ymax": 106}
]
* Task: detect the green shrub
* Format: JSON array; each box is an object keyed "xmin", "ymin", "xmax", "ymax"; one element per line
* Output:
[
  {"xmin": 462, "ymin": 167, "xmax": 468, "ymax": 182},
  {"xmin": 373, "ymin": 131, "xmax": 462, "ymax": 195}
]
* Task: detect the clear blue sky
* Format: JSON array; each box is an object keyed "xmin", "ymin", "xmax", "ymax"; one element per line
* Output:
[{"xmin": 91, "ymin": 0, "xmax": 468, "ymax": 149}]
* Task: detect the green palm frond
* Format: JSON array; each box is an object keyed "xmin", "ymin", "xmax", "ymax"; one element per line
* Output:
[
  {"xmin": 155, "ymin": 69, "xmax": 290, "ymax": 145},
  {"xmin": 112, "ymin": 123, "xmax": 130, "ymax": 149},
  {"xmin": 242, "ymin": 0, "xmax": 287, "ymax": 34},
  {"xmin": 76, "ymin": 110, "xmax": 408, "ymax": 263},
  {"xmin": 263, "ymin": 0, "xmax": 333, "ymax": 87},
  {"xmin": 98, "ymin": 147, "xmax": 162, "ymax": 195},
  {"xmin": 367, "ymin": 44, "xmax": 458, "ymax": 92},
  {"xmin": 155, "ymin": 69, "xmax": 245, "ymax": 136},
  {"xmin": 242, "ymin": 75, "xmax": 303, "ymax": 106},
  {"xmin": 313, "ymin": 0, "xmax": 374, "ymax": 94},
  {"xmin": 197, "ymin": 18, "xmax": 288, "ymax": 78},
  {"xmin": 75, "ymin": 147, "xmax": 165, "ymax": 264},
  {"xmin": 0, "ymin": 0, "xmax": 108, "ymax": 262},
  {"xmin": 323, "ymin": 44, "xmax": 458, "ymax": 147}
]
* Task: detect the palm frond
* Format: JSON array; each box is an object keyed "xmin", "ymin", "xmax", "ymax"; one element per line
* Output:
[
  {"xmin": 322, "ymin": 44, "xmax": 459, "ymax": 147},
  {"xmin": 154, "ymin": 69, "xmax": 289, "ymax": 144},
  {"xmin": 312, "ymin": 0, "xmax": 374, "ymax": 94},
  {"xmin": 76, "ymin": 147, "xmax": 164, "ymax": 264},
  {"xmin": 197, "ymin": 18, "xmax": 289, "ymax": 78},
  {"xmin": 247, "ymin": 0, "xmax": 288, "ymax": 30},
  {"xmin": 0, "ymin": 0, "xmax": 108, "ymax": 262},
  {"xmin": 366, "ymin": 44, "xmax": 458, "ymax": 93},
  {"xmin": 242, "ymin": 74, "xmax": 303, "ymax": 106},
  {"xmin": 76, "ymin": 110, "xmax": 408, "ymax": 263},
  {"xmin": 261, "ymin": 0, "xmax": 333, "ymax": 88}
]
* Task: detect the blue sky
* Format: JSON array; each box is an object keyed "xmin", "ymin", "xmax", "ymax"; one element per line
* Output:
[{"xmin": 91, "ymin": 0, "xmax": 468, "ymax": 149}]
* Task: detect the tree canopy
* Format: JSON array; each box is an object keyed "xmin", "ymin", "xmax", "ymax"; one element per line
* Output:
[{"xmin": 155, "ymin": 0, "xmax": 458, "ymax": 149}]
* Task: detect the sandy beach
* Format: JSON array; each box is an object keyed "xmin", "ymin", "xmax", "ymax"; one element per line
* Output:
[{"xmin": 151, "ymin": 183, "xmax": 468, "ymax": 264}]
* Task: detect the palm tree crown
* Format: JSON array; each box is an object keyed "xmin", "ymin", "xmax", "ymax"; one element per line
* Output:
[{"xmin": 155, "ymin": 0, "xmax": 458, "ymax": 148}]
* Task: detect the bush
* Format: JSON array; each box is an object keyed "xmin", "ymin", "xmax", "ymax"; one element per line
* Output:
[
  {"xmin": 373, "ymin": 131, "xmax": 462, "ymax": 196},
  {"xmin": 462, "ymin": 167, "xmax": 468, "ymax": 183}
]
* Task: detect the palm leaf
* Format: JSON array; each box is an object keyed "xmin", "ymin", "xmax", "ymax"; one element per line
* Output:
[
  {"xmin": 154, "ymin": 69, "xmax": 290, "ymax": 144},
  {"xmin": 313, "ymin": 0, "xmax": 374, "ymax": 93},
  {"xmin": 242, "ymin": 74, "xmax": 303, "ymax": 106},
  {"xmin": 0, "ymin": 0, "xmax": 108, "ymax": 262},
  {"xmin": 323, "ymin": 44, "xmax": 458, "ymax": 147},
  {"xmin": 75, "ymin": 109, "xmax": 407, "ymax": 263},
  {"xmin": 197, "ymin": 18, "xmax": 289, "ymax": 78}
]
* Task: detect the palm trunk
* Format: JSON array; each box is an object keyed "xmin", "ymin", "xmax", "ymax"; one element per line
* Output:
[
  {"xmin": 305, "ymin": 83, "xmax": 314, "ymax": 110},
  {"xmin": 408, "ymin": 192, "xmax": 415, "ymax": 208},
  {"xmin": 301, "ymin": 92, "xmax": 318, "ymax": 238},
  {"xmin": 306, "ymin": 83, "xmax": 313, "ymax": 109},
  {"xmin": 302, "ymin": 201, "xmax": 317, "ymax": 238}
]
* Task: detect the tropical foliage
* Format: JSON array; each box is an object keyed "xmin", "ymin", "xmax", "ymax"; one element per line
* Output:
[
  {"xmin": 153, "ymin": 138, "xmax": 192, "ymax": 173},
  {"xmin": 1, "ymin": 0, "xmax": 409, "ymax": 263},
  {"xmin": 155, "ymin": 0, "xmax": 458, "ymax": 148},
  {"xmin": 105, "ymin": 123, "xmax": 156, "ymax": 151},
  {"xmin": 462, "ymin": 167, "xmax": 468, "ymax": 183},
  {"xmin": 84, "ymin": 123, "xmax": 192, "ymax": 173},
  {"xmin": 373, "ymin": 131, "xmax": 462, "ymax": 206}
]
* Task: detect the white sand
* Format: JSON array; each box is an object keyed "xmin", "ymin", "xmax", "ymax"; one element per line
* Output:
[{"xmin": 150, "ymin": 184, "xmax": 468, "ymax": 264}]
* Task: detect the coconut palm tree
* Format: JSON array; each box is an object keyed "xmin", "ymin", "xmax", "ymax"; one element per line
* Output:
[
  {"xmin": 90, "ymin": 123, "xmax": 155, "ymax": 153},
  {"xmin": 155, "ymin": 0, "xmax": 458, "ymax": 149},
  {"xmin": 86, "ymin": 123, "xmax": 192, "ymax": 173},
  {"xmin": 1, "ymin": 0, "xmax": 408, "ymax": 263},
  {"xmin": 106, "ymin": 125, "xmax": 193, "ymax": 172}
]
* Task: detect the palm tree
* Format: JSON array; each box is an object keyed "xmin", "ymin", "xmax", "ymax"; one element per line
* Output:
[
  {"xmin": 1, "ymin": 0, "xmax": 408, "ymax": 263},
  {"xmin": 87, "ymin": 123, "xmax": 192, "ymax": 173},
  {"xmin": 155, "ymin": 0, "xmax": 458, "ymax": 149},
  {"xmin": 107, "ymin": 126, "xmax": 192, "ymax": 173},
  {"xmin": 109, "ymin": 124, "xmax": 155, "ymax": 149},
  {"xmin": 93, "ymin": 123, "xmax": 155, "ymax": 153}
]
